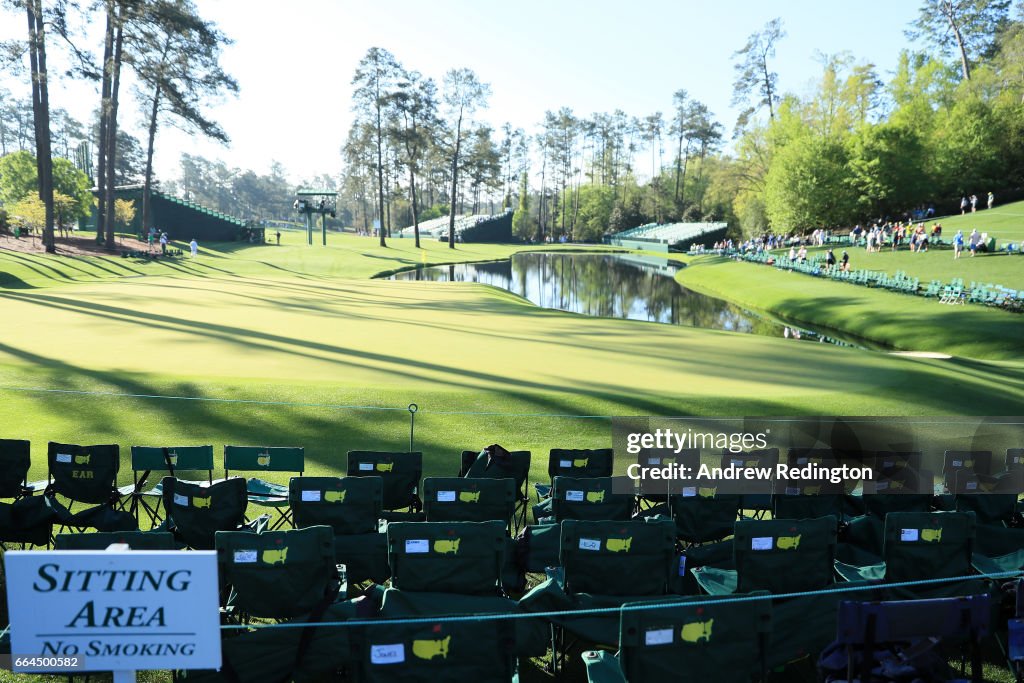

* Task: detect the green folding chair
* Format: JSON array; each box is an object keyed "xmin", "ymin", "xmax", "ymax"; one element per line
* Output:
[
  {"xmin": 161, "ymin": 476, "xmax": 251, "ymax": 550},
  {"xmin": 835, "ymin": 511, "xmax": 976, "ymax": 591},
  {"xmin": 423, "ymin": 477, "xmax": 516, "ymax": 528},
  {"xmin": 861, "ymin": 453, "xmax": 933, "ymax": 517},
  {"xmin": 693, "ymin": 516, "xmax": 838, "ymax": 595},
  {"xmin": 347, "ymin": 451, "xmax": 422, "ymax": 519},
  {"xmin": 224, "ymin": 445, "xmax": 304, "ymax": 529},
  {"xmin": 120, "ymin": 445, "xmax": 214, "ymax": 528},
  {"xmin": 669, "ymin": 486, "xmax": 741, "ymax": 545},
  {"xmin": 0, "ymin": 439, "xmax": 50, "ymax": 548},
  {"xmin": 546, "ymin": 476, "xmax": 635, "ymax": 523},
  {"xmin": 357, "ymin": 605, "xmax": 517, "ymax": 682},
  {"xmin": 953, "ymin": 469, "xmax": 1020, "ymax": 526},
  {"xmin": 1006, "ymin": 448, "xmax": 1024, "ymax": 470},
  {"xmin": 215, "ymin": 525, "xmax": 340, "ymax": 621},
  {"xmin": 44, "ymin": 442, "xmax": 128, "ymax": 537},
  {"xmin": 288, "ymin": 475, "xmax": 389, "ymax": 587},
  {"xmin": 560, "ymin": 519, "xmax": 677, "ymax": 597},
  {"xmin": 772, "ymin": 477, "xmax": 844, "ymax": 523},
  {"xmin": 581, "ymin": 591, "xmax": 772, "ymax": 683},
  {"xmin": 535, "ymin": 448, "xmax": 614, "ymax": 501},
  {"xmin": 289, "ymin": 476, "xmax": 382, "ymax": 535},
  {"xmin": 462, "ymin": 446, "xmax": 532, "ymax": 532},
  {"xmin": 387, "ymin": 520, "xmax": 506, "ymax": 596},
  {"xmin": 943, "ymin": 450, "xmax": 992, "ymax": 490},
  {"xmin": 54, "ymin": 530, "xmax": 177, "ymax": 550},
  {"xmin": 635, "ymin": 448, "xmax": 700, "ymax": 504},
  {"xmin": 720, "ymin": 448, "xmax": 778, "ymax": 518}
]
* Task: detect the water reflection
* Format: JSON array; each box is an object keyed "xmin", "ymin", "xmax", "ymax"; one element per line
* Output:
[{"xmin": 390, "ymin": 252, "xmax": 865, "ymax": 347}]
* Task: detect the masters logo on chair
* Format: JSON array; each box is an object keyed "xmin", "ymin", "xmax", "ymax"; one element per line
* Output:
[
  {"xmin": 433, "ymin": 538, "xmax": 460, "ymax": 554},
  {"xmin": 458, "ymin": 490, "xmax": 480, "ymax": 503},
  {"xmin": 413, "ymin": 635, "xmax": 450, "ymax": 660},
  {"xmin": 256, "ymin": 450, "xmax": 271, "ymax": 467},
  {"xmin": 586, "ymin": 490, "xmax": 605, "ymax": 503},
  {"xmin": 262, "ymin": 547, "xmax": 288, "ymax": 564},
  {"xmin": 324, "ymin": 490, "xmax": 346, "ymax": 503},
  {"xmin": 776, "ymin": 535, "xmax": 801, "ymax": 549},
  {"xmin": 606, "ymin": 537, "xmax": 632, "ymax": 552},
  {"xmin": 680, "ymin": 618, "xmax": 713, "ymax": 643},
  {"xmin": 376, "ymin": 462, "xmax": 394, "ymax": 472}
]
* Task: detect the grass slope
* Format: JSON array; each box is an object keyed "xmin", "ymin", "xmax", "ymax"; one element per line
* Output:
[
  {"xmin": 0, "ymin": 229, "xmax": 616, "ymax": 289},
  {"xmin": 2, "ymin": 272, "xmax": 1023, "ymax": 485}
]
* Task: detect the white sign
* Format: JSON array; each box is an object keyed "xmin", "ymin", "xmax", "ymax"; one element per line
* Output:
[{"xmin": 5, "ymin": 550, "xmax": 221, "ymax": 673}]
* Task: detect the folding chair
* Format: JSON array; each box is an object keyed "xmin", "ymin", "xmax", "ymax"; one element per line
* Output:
[
  {"xmin": 347, "ymin": 450, "xmax": 422, "ymax": 520},
  {"xmin": 224, "ymin": 445, "xmax": 304, "ymax": 529},
  {"xmin": 160, "ymin": 476, "xmax": 252, "ymax": 550},
  {"xmin": 288, "ymin": 475, "xmax": 388, "ymax": 587},
  {"xmin": 0, "ymin": 439, "xmax": 50, "ymax": 548},
  {"xmin": 387, "ymin": 520, "xmax": 506, "ymax": 595},
  {"xmin": 1007, "ymin": 448, "xmax": 1024, "ymax": 471},
  {"xmin": 44, "ymin": 442, "xmax": 132, "ymax": 537},
  {"xmin": 953, "ymin": 468, "xmax": 1021, "ymax": 525},
  {"xmin": 462, "ymin": 445, "xmax": 532, "ymax": 532},
  {"xmin": 835, "ymin": 511, "xmax": 976, "ymax": 595},
  {"xmin": 535, "ymin": 448, "xmax": 614, "ymax": 501},
  {"xmin": 120, "ymin": 445, "xmax": 214, "ymax": 528},
  {"xmin": 772, "ymin": 476, "xmax": 844, "ymax": 523},
  {"xmin": 834, "ymin": 594, "xmax": 990, "ymax": 683},
  {"xmin": 54, "ymin": 530, "xmax": 176, "ymax": 550},
  {"xmin": 693, "ymin": 516, "xmax": 838, "ymax": 595},
  {"xmin": 861, "ymin": 453, "xmax": 933, "ymax": 517},
  {"xmin": 943, "ymin": 450, "xmax": 992, "ymax": 490},
  {"xmin": 542, "ymin": 519, "xmax": 678, "ymax": 670},
  {"xmin": 581, "ymin": 591, "xmax": 772, "ymax": 683},
  {"xmin": 720, "ymin": 448, "xmax": 778, "ymax": 518},
  {"xmin": 669, "ymin": 486, "xmax": 741, "ymax": 545},
  {"xmin": 423, "ymin": 477, "xmax": 516, "ymax": 528},
  {"xmin": 546, "ymin": 476, "xmax": 635, "ymax": 523},
  {"xmin": 635, "ymin": 448, "xmax": 700, "ymax": 505},
  {"xmin": 215, "ymin": 525, "xmax": 341, "ymax": 620},
  {"xmin": 357, "ymin": 604, "xmax": 518, "ymax": 683}
]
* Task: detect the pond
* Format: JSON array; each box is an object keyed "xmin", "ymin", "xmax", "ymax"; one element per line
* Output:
[{"xmin": 388, "ymin": 252, "xmax": 874, "ymax": 348}]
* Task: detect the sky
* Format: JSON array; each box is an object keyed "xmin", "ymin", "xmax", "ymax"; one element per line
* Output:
[{"xmin": 0, "ymin": 0, "xmax": 923, "ymax": 185}]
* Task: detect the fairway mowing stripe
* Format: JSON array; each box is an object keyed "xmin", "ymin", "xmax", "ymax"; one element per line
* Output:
[{"xmin": 1, "ymin": 385, "xmax": 1022, "ymax": 424}]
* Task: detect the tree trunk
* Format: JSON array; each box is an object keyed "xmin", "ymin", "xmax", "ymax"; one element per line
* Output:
[
  {"xmin": 103, "ymin": 4, "xmax": 124, "ymax": 250},
  {"xmin": 409, "ymin": 166, "xmax": 420, "ymax": 248},
  {"xmin": 95, "ymin": 4, "xmax": 114, "ymax": 243},
  {"xmin": 944, "ymin": 3, "xmax": 972, "ymax": 80},
  {"xmin": 447, "ymin": 110, "xmax": 463, "ymax": 249},
  {"xmin": 375, "ymin": 87, "xmax": 386, "ymax": 247},
  {"xmin": 26, "ymin": 0, "xmax": 55, "ymax": 252},
  {"xmin": 142, "ymin": 82, "xmax": 161, "ymax": 237}
]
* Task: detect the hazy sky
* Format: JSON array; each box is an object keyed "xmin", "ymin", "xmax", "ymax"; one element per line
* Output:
[{"xmin": 1, "ymin": 0, "xmax": 921, "ymax": 184}]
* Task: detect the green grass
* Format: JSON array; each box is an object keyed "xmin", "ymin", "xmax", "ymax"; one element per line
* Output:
[
  {"xmin": 933, "ymin": 199, "xmax": 1024, "ymax": 242},
  {"xmin": 678, "ymin": 255, "xmax": 1024, "ymax": 359},
  {"xmin": 3, "ymin": 267, "xmax": 1024, "ymax": 486},
  {"xmin": 0, "ymin": 230, "xmax": 618, "ymax": 289}
]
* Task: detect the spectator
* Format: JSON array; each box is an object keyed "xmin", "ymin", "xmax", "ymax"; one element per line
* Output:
[
  {"xmin": 988, "ymin": 191, "xmax": 995, "ymax": 210},
  {"xmin": 189, "ymin": 238, "xmax": 198, "ymax": 258},
  {"xmin": 953, "ymin": 230, "xmax": 964, "ymax": 259},
  {"xmin": 968, "ymin": 229, "xmax": 980, "ymax": 257},
  {"xmin": 159, "ymin": 231, "xmax": 168, "ymax": 255},
  {"xmin": 970, "ymin": 194, "xmax": 978, "ymax": 213},
  {"xmin": 841, "ymin": 250, "xmax": 850, "ymax": 271},
  {"xmin": 275, "ymin": 231, "xmax": 281, "ymax": 245},
  {"xmin": 825, "ymin": 248, "xmax": 836, "ymax": 270},
  {"xmin": 960, "ymin": 196, "xmax": 968, "ymax": 215}
]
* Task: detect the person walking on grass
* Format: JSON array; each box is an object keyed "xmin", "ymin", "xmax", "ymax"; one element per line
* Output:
[
  {"xmin": 159, "ymin": 231, "xmax": 168, "ymax": 255},
  {"xmin": 953, "ymin": 230, "xmax": 964, "ymax": 259},
  {"xmin": 970, "ymin": 194, "xmax": 978, "ymax": 213},
  {"xmin": 988, "ymin": 191, "xmax": 995, "ymax": 210},
  {"xmin": 961, "ymin": 196, "xmax": 968, "ymax": 215},
  {"xmin": 968, "ymin": 229, "xmax": 980, "ymax": 257},
  {"xmin": 189, "ymin": 238, "xmax": 198, "ymax": 258}
]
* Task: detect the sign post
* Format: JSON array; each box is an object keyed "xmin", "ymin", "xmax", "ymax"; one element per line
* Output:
[{"xmin": 4, "ymin": 549, "xmax": 222, "ymax": 678}]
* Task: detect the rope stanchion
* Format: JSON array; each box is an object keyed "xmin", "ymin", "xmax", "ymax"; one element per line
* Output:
[
  {"xmin": 407, "ymin": 403, "xmax": 418, "ymax": 451},
  {"xmin": 219, "ymin": 569, "xmax": 1023, "ymax": 631}
]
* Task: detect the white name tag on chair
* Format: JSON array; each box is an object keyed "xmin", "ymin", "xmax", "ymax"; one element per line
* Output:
[
  {"xmin": 359, "ymin": 463, "xmax": 374, "ymax": 471},
  {"xmin": 173, "ymin": 493, "xmax": 189, "ymax": 507},
  {"xmin": 579, "ymin": 538, "xmax": 601, "ymax": 551},
  {"xmin": 371, "ymin": 644, "xmax": 405, "ymax": 665},
  {"xmin": 233, "ymin": 550, "xmax": 257, "ymax": 564},
  {"xmin": 751, "ymin": 537, "xmax": 773, "ymax": 551},
  {"xmin": 56, "ymin": 453, "xmax": 72, "ymax": 463},
  {"xmin": 405, "ymin": 539, "xmax": 429, "ymax": 554},
  {"xmin": 645, "ymin": 628, "xmax": 673, "ymax": 646},
  {"xmin": 301, "ymin": 490, "xmax": 321, "ymax": 502},
  {"xmin": 559, "ymin": 460, "xmax": 572, "ymax": 468},
  {"xmin": 901, "ymin": 528, "xmax": 920, "ymax": 542},
  {"xmin": 566, "ymin": 490, "xmax": 584, "ymax": 502},
  {"xmin": 437, "ymin": 491, "xmax": 456, "ymax": 502}
]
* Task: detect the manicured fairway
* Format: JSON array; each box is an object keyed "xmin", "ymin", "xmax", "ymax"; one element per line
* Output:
[{"xmin": 2, "ymin": 254, "xmax": 1023, "ymax": 487}]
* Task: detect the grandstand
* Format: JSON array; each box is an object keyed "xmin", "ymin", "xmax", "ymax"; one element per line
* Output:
[
  {"xmin": 84, "ymin": 185, "xmax": 250, "ymax": 242},
  {"xmin": 609, "ymin": 221, "xmax": 728, "ymax": 252},
  {"xmin": 399, "ymin": 210, "xmax": 513, "ymax": 243}
]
